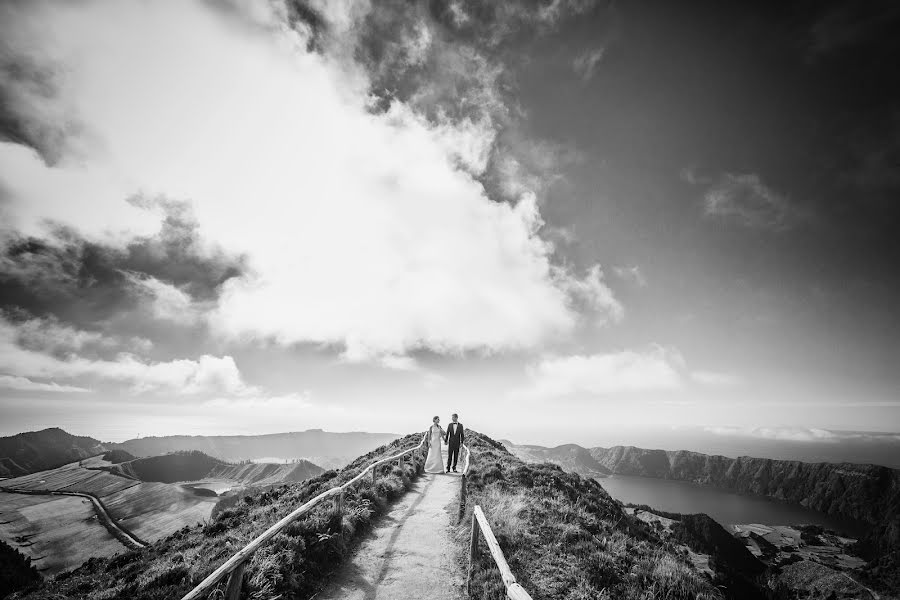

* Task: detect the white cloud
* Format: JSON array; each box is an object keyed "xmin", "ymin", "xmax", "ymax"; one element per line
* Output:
[
  {"xmin": 555, "ymin": 264, "xmax": 624, "ymax": 325},
  {"xmin": 12, "ymin": 316, "xmax": 108, "ymax": 354},
  {"xmin": 522, "ymin": 346, "xmax": 740, "ymax": 398},
  {"xmin": 573, "ymin": 47, "xmax": 605, "ymax": 82},
  {"xmin": 704, "ymin": 426, "xmax": 839, "ymax": 442},
  {"xmin": 0, "ymin": 0, "xmax": 621, "ymax": 363},
  {"xmin": 123, "ymin": 272, "xmax": 201, "ymax": 325},
  {"xmin": 0, "ymin": 375, "xmax": 91, "ymax": 393},
  {"xmin": 524, "ymin": 346, "xmax": 684, "ymax": 397},
  {"xmin": 613, "ymin": 265, "xmax": 647, "ymax": 287},
  {"xmin": 704, "ymin": 426, "xmax": 900, "ymax": 443},
  {"xmin": 0, "ymin": 316, "xmax": 252, "ymax": 395},
  {"xmin": 377, "ymin": 354, "xmax": 420, "ymax": 371}
]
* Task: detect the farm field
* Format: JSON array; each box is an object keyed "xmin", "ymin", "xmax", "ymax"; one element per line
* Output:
[
  {"xmin": 0, "ymin": 492, "xmax": 127, "ymax": 576},
  {"xmin": 101, "ymin": 482, "xmax": 216, "ymax": 542},
  {"xmin": 0, "ymin": 458, "xmax": 219, "ymax": 575}
]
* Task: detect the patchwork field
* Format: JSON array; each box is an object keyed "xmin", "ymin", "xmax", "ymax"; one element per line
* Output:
[
  {"xmin": 0, "ymin": 492, "xmax": 127, "ymax": 576},
  {"xmin": 101, "ymin": 482, "xmax": 216, "ymax": 542},
  {"xmin": 0, "ymin": 458, "xmax": 219, "ymax": 575}
]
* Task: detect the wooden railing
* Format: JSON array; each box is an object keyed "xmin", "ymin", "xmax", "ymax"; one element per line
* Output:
[
  {"xmin": 180, "ymin": 432, "xmax": 428, "ymax": 600},
  {"xmin": 467, "ymin": 505, "xmax": 534, "ymax": 600},
  {"xmin": 458, "ymin": 442, "xmax": 471, "ymax": 520}
]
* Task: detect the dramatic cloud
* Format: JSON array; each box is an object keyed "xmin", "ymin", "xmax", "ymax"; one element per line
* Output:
[
  {"xmin": 123, "ymin": 272, "xmax": 201, "ymax": 325},
  {"xmin": 0, "ymin": 0, "xmax": 620, "ymax": 363},
  {"xmin": 0, "ymin": 315, "xmax": 252, "ymax": 395}
]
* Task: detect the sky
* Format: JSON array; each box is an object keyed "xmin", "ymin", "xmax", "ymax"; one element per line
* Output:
[{"xmin": 0, "ymin": 0, "xmax": 898, "ymax": 447}]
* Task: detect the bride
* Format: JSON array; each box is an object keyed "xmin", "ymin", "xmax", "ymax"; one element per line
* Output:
[{"xmin": 424, "ymin": 416, "xmax": 446, "ymax": 474}]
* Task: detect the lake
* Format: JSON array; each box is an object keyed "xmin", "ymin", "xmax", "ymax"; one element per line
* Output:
[{"xmin": 598, "ymin": 474, "xmax": 869, "ymax": 537}]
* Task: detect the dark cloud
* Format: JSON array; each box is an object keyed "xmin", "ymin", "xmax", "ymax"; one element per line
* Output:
[
  {"xmin": 351, "ymin": 0, "xmax": 604, "ymax": 190},
  {"xmin": 0, "ymin": 200, "xmax": 244, "ymax": 329},
  {"xmin": 0, "ymin": 38, "xmax": 71, "ymax": 164}
]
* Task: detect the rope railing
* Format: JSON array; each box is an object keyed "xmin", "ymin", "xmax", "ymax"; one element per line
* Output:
[
  {"xmin": 467, "ymin": 505, "xmax": 534, "ymax": 600},
  {"xmin": 180, "ymin": 431, "xmax": 428, "ymax": 600}
]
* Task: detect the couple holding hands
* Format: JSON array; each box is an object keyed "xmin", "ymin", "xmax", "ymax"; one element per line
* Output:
[{"xmin": 424, "ymin": 414, "xmax": 464, "ymax": 474}]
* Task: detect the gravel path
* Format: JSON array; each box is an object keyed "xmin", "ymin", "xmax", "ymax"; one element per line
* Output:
[{"xmin": 315, "ymin": 472, "xmax": 466, "ymax": 600}]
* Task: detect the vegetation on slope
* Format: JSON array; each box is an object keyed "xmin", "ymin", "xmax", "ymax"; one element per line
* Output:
[
  {"xmin": 100, "ymin": 449, "xmax": 136, "ymax": 464},
  {"xmin": 106, "ymin": 450, "xmax": 325, "ymax": 487},
  {"xmin": 107, "ymin": 451, "xmax": 227, "ymax": 482},
  {"xmin": 458, "ymin": 432, "xmax": 727, "ymax": 600},
  {"xmin": 0, "ymin": 540, "xmax": 40, "ymax": 598},
  {"xmin": 0, "ymin": 428, "xmax": 105, "ymax": 477},
  {"xmin": 13, "ymin": 433, "xmax": 426, "ymax": 600}
]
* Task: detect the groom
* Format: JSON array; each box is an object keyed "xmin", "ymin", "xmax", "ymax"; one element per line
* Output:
[{"xmin": 444, "ymin": 413, "xmax": 464, "ymax": 473}]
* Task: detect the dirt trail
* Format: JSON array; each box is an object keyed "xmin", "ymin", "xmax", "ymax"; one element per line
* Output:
[{"xmin": 315, "ymin": 472, "xmax": 466, "ymax": 600}]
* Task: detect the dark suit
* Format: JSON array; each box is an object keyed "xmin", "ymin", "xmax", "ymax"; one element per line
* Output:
[{"xmin": 444, "ymin": 421, "xmax": 464, "ymax": 471}]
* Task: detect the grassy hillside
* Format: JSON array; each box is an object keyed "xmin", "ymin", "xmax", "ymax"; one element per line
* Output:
[
  {"xmin": 107, "ymin": 450, "xmax": 325, "ymax": 488},
  {"xmin": 206, "ymin": 459, "xmax": 324, "ymax": 486},
  {"xmin": 0, "ymin": 428, "xmax": 105, "ymax": 477},
  {"xmin": 107, "ymin": 451, "xmax": 227, "ymax": 483},
  {"xmin": 499, "ymin": 442, "xmax": 611, "ymax": 478},
  {"xmin": 459, "ymin": 432, "xmax": 731, "ymax": 600},
  {"xmin": 13, "ymin": 433, "xmax": 426, "ymax": 600}
]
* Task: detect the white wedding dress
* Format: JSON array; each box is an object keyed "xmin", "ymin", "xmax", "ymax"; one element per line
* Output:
[{"xmin": 424, "ymin": 424, "xmax": 445, "ymax": 473}]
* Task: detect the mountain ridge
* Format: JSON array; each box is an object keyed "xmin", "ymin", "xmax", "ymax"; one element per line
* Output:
[{"xmin": 0, "ymin": 428, "xmax": 105, "ymax": 477}]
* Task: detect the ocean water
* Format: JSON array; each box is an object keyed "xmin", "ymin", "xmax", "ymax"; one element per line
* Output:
[{"xmin": 599, "ymin": 474, "xmax": 869, "ymax": 537}]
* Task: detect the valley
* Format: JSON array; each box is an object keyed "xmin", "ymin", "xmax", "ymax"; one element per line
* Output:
[
  {"xmin": 0, "ymin": 427, "xmax": 379, "ymax": 587},
  {"xmin": 0, "ymin": 493, "xmax": 127, "ymax": 577}
]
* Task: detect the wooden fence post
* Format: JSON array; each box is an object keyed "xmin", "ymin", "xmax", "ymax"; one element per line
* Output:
[
  {"xmin": 372, "ymin": 465, "xmax": 377, "ymax": 486},
  {"xmin": 224, "ymin": 561, "xmax": 246, "ymax": 600},
  {"xmin": 458, "ymin": 474, "xmax": 467, "ymax": 522},
  {"xmin": 466, "ymin": 515, "xmax": 479, "ymax": 595}
]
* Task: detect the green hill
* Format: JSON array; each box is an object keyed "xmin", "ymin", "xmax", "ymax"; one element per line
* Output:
[
  {"xmin": 105, "ymin": 450, "xmax": 325, "ymax": 488},
  {"xmin": 0, "ymin": 428, "xmax": 106, "ymax": 477}
]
